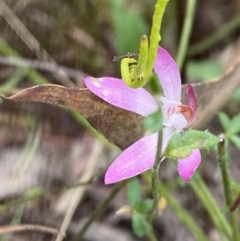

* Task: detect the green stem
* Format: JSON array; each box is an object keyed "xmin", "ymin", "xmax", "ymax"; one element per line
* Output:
[
  {"xmin": 188, "ymin": 14, "xmax": 240, "ymax": 56},
  {"xmin": 190, "ymin": 177, "xmax": 232, "ymax": 239},
  {"xmin": 218, "ymin": 137, "xmax": 239, "ymax": 241},
  {"xmin": 147, "ymin": 129, "xmax": 162, "ymax": 222},
  {"xmin": 176, "ymin": 0, "xmax": 196, "ymax": 70},
  {"xmin": 148, "ymin": 227, "xmax": 158, "ymax": 241},
  {"xmin": 72, "ymin": 180, "xmax": 128, "ymax": 241}
]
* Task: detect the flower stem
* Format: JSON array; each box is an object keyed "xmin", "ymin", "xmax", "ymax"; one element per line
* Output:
[
  {"xmin": 147, "ymin": 131, "xmax": 162, "ymax": 222},
  {"xmin": 218, "ymin": 136, "xmax": 239, "ymax": 241},
  {"xmin": 148, "ymin": 228, "xmax": 158, "ymax": 241},
  {"xmin": 176, "ymin": 0, "xmax": 196, "ymax": 70},
  {"xmin": 72, "ymin": 180, "xmax": 128, "ymax": 241}
]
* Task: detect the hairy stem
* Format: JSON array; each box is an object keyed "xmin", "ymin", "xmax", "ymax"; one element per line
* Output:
[
  {"xmin": 147, "ymin": 130, "xmax": 162, "ymax": 222},
  {"xmin": 218, "ymin": 137, "xmax": 239, "ymax": 241}
]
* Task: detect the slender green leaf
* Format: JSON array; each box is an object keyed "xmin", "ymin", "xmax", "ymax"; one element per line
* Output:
[
  {"xmin": 230, "ymin": 135, "xmax": 240, "ymax": 150},
  {"xmin": 191, "ymin": 177, "xmax": 232, "ymax": 238},
  {"xmin": 218, "ymin": 112, "xmax": 231, "ymax": 132},
  {"xmin": 159, "ymin": 182, "xmax": 211, "ymax": 241},
  {"xmin": 3, "ymin": 68, "xmax": 29, "ymax": 88},
  {"xmin": 228, "ymin": 114, "xmax": 240, "ymax": 134}
]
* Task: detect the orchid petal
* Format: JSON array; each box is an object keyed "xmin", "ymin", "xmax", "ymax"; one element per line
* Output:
[
  {"xmin": 177, "ymin": 149, "xmax": 201, "ymax": 182},
  {"xmin": 83, "ymin": 76, "xmax": 157, "ymax": 116},
  {"xmin": 154, "ymin": 47, "xmax": 181, "ymax": 101},
  {"xmin": 104, "ymin": 133, "xmax": 158, "ymax": 184}
]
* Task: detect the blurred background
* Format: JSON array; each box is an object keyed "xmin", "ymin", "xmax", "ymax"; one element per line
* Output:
[{"xmin": 0, "ymin": 0, "xmax": 240, "ymax": 240}]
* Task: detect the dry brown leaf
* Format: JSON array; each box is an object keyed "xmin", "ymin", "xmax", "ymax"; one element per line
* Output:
[
  {"xmin": 0, "ymin": 85, "xmax": 143, "ymax": 150},
  {"xmin": 1, "ymin": 57, "xmax": 240, "ymax": 149}
]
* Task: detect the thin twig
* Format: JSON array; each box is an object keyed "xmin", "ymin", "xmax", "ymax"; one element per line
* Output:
[
  {"xmin": 0, "ymin": 56, "xmax": 86, "ymax": 79},
  {"xmin": 55, "ymin": 139, "xmax": 103, "ymax": 241},
  {"xmin": 0, "ymin": 224, "xmax": 64, "ymax": 237},
  {"xmin": 0, "ymin": 0, "xmax": 75, "ymax": 87}
]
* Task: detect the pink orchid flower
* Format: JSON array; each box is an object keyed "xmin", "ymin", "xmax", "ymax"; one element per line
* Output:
[{"xmin": 83, "ymin": 47, "xmax": 201, "ymax": 184}]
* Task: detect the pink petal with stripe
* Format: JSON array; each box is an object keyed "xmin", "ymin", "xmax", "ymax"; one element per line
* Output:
[
  {"xmin": 154, "ymin": 47, "xmax": 181, "ymax": 102},
  {"xmin": 105, "ymin": 133, "xmax": 158, "ymax": 184},
  {"xmin": 83, "ymin": 76, "xmax": 157, "ymax": 116}
]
